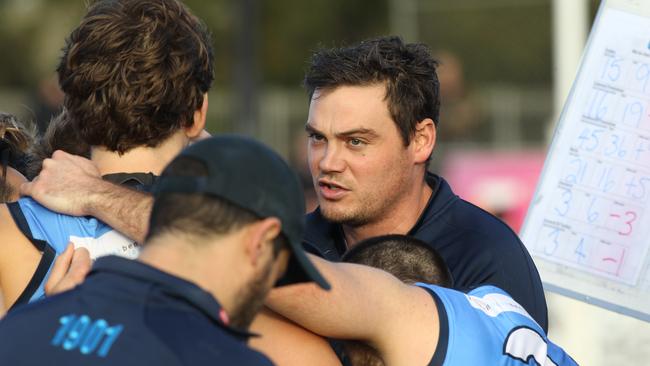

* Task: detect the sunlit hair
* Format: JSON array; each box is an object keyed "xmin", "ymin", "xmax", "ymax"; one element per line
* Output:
[
  {"xmin": 0, "ymin": 112, "xmax": 37, "ymax": 201},
  {"xmin": 57, "ymin": 0, "xmax": 214, "ymax": 154}
]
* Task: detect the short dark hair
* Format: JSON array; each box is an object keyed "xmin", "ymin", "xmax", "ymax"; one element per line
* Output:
[
  {"xmin": 57, "ymin": 0, "xmax": 214, "ymax": 154},
  {"xmin": 342, "ymin": 234, "xmax": 452, "ymax": 287},
  {"xmin": 0, "ymin": 177, "xmax": 14, "ymax": 203},
  {"xmin": 304, "ymin": 36, "xmax": 440, "ymax": 146},
  {"xmin": 29, "ymin": 110, "xmax": 90, "ymax": 178},
  {"xmin": 147, "ymin": 156, "xmax": 287, "ymax": 255}
]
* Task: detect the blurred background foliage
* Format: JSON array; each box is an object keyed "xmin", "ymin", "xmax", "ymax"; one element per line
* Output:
[
  {"xmin": 0, "ymin": 0, "xmax": 600, "ymax": 153},
  {"xmin": 0, "ymin": 0, "xmax": 604, "ymax": 154}
]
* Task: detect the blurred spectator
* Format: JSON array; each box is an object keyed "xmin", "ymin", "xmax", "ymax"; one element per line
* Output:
[
  {"xmin": 30, "ymin": 74, "xmax": 65, "ymax": 134},
  {"xmin": 434, "ymin": 51, "xmax": 481, "ymax": 143}
]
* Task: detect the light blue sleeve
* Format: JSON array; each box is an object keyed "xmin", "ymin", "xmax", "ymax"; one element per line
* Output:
[
  {"xmin": 415, "ymin": 283, "xmax": 578, "ymax": 366},
  {"xmin": 15, "ymin": 198, "xmax": 138, "ymax": 304},
  {"xmin": 17, "ymin": 198, "xmax": 113, "ymax": 253}
]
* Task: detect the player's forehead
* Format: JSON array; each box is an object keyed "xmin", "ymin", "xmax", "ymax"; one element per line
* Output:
[{"xmin": 307, "ymin": 84, "xmax": 394, "ymax": 135}]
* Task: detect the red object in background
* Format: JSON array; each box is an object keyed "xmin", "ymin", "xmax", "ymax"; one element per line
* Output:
[{"xmin": 441, "ymin": 150, "xmax": 546, "ymax": 233}]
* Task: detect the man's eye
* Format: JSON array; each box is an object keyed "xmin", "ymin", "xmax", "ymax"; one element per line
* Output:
[
  {"xmin": 349, "ymin": 138, "xmax": 364, "ymax": 146},
  {"xmin": 308, "ymin": 133, "xmax": 325, "ymax": 141}
]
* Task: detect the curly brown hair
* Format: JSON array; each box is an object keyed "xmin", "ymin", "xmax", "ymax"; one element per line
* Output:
[{"xmin": 57, "ymin": 0, "xmax": 214, "ymax": 154}]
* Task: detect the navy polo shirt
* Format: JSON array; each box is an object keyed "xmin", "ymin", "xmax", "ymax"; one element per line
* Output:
[
  {"xmin": 0, "ymin": 256, "xmax": 274, "ymax": 366},
  {"xmin": 303, "ymin": 173, "xmax": 548, "ymax": 331}
]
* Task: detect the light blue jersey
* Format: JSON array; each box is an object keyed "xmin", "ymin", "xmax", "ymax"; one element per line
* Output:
[
  {"xmin": 8, "ymin": 198, "xmax": 139, "ymax": 305},
  {"xmin": 416, "ymin": 284, "xmax": 577, "ymax": 366}
]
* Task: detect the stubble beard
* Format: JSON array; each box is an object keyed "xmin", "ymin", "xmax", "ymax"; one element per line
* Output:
[
  {"xmin": 319, "ymin": 172, "xmax": 411, "ymax": 228},
  {"xmin": 229, "ymin": 258, "xmax": 275, "ymax": 330}
]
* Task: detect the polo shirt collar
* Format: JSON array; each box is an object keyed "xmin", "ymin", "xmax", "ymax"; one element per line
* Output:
[
  {"xmin": 89, "ymin": 256, "xmax": 255, "ymax": 338},
  {"xmin": 408, "ymin": 172, "xmax": 451, "ymax": 235}
]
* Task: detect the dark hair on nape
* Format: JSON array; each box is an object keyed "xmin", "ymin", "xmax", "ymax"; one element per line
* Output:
[
  {"xmin": 0, "ymin": 180, "xmax": 14, "ymax": 202},
  {"xmin": 58, "ymin": 0, "xmax": 214, "ymax": 154},
  {"xmin": 146, "ymin": 156, "xmax": 287, "ymax": 255},
  {"xmin": 28, "ymin": 109, "xmax": 90, "ymax": 178},
  {"xmin": 304, "ymin": 36, "xmax": 440, "ymax": 147},
  {"xmin": 342, "ymin": 234, "xmax": 452, "ymax": 287}
]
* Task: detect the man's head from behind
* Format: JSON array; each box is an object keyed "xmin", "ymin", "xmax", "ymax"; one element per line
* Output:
[
  {"xmin": 57, "ymin": 0, "xmax": 214, "ymax": 154},
  {"xmin": 342, "ymin": 234, "xmax": 452, "ymax": 286},
  {"xmin": 146, "ymin": 135, "xmax": 329, "ymax": 329},
  {"xmin": 304, "ymin": 36, "xmax": 439, "ymax": 225},
  {"xmin": 341, "ymin": 234, "xmax": 451, "ymax": 366}
]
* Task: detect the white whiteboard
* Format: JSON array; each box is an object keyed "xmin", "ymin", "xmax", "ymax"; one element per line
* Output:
[{"xmin": 521, "ymin": 0, "xmax": 650, "ymax": 322}]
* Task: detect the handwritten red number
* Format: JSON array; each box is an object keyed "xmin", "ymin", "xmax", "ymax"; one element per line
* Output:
[{"xmin": 619, "ymin": 211, "xmax": 637, "ymax": 236}]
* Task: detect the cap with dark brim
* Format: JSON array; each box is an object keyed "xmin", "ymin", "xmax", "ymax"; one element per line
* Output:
[{"xmin": 153, "ymin": 134, "xmax": 329, "ymax": 290}]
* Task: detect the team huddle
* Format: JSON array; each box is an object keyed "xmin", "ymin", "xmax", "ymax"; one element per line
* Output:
[{"xmin": 0, "ymin": 0, "xmax": 578, "ymax": 365}]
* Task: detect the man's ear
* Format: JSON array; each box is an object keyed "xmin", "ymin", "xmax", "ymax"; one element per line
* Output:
[
  {"xmin": 412, "ymin": 118, "xmax": 436, "ymax": 164},
  {"xmin": 187, "ymin": 93, "xmax": 209, "ymax": 139},
  {"xmin": 244, "ymin": 217, "xmax": 282, "ymax": 267}
]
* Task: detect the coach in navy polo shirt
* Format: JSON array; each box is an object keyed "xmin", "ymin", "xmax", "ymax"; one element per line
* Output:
[
  {"xmin": 300, "ymin": 36, "xmax": 548, "ymax": 331},
  {"xmin": 0, "ymin": 135, "xmax": 329, "ymax": 365}
]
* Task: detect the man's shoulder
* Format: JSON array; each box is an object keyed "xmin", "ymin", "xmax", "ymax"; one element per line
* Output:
[
  {"xmin": 144, "ymin": 307, "xmax": 273, "ymax": 365},
  {"xmin": 419, "ymin": 175, "xmax": 522, "ymax": 245},
  {"xmin": 13, "ymin": 198, "xmax": 137, "ymax": 258},
  {"xmin": 14, "ymin": 197, "xmax": 109, "ymax": 237},
  {"xmin": 439, "ymin": 192, "xmax": 515, "ymax": 235},
  {"xmin": 0, "ymin": 289, "xmax": 87, "ymax": 349},
  {"xmin": 0, "ymin": 282, "xmax": 273, "ymax": 366}
]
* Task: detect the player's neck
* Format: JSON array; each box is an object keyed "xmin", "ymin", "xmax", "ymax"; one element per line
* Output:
[
  {"xmin": 342, "ymin": 178, "xmax": 433, "ymax": 248},
  {"xmin": 90, "ymin": 131, "xmax": 190, "ymax": 176},
  {"xmin": 138, "ymin": 233, "xmax": 248, "ymax": 319}
]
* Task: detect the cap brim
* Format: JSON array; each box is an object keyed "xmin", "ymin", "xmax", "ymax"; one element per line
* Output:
[{"xmin": 276, "ymin": 245, "xmax": 330, "ymax": 290}]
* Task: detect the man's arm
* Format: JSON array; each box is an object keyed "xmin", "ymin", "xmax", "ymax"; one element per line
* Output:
[
  {"xmin": 266, "ymin": 254, "xmax": 438, "ymax": 366},
  {"xmin": 20, "ymin": 151, "xmax": 151, "ymax": 243},
  {"xmin": 249, "ymin": 307, "xmax": 342, "ymax": 366},
  {"xmin": 0, "ymin": 205, "xmax": 41, "ymax": 310}
]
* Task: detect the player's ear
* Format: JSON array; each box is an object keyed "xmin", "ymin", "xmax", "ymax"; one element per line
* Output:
[
  {"xmin": 244, "ymin": 217, "xmax": 281, "ymax": 267},
  {"xmin": 187, "ymin": 93, "xmax": 208, "ymax": 139},
  {"xmin": 412, "ymin": 118, "xmax": 436, "ymax": 164}
]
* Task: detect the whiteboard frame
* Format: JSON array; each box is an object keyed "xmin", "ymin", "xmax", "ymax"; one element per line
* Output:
[{"xmin": 521, "ymin": 0, "xmax": 650, "ymax": 322}]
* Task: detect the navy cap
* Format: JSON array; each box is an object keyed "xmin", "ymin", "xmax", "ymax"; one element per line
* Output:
[{"xmin": 153, "ymin": 135, "xmax": 329, "ymax": 290}]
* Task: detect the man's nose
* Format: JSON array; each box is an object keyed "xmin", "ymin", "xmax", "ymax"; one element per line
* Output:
[{"xmin": 318, "ymin": 144, "xmax": 345, "ymax": 173}]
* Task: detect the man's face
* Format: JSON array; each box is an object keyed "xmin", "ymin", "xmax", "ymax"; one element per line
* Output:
[
  {"xmin": 306, "ymin": 84, "xmax": 416, "ymax": 226},
  {"xmin": 229, "ymin": 248, "xmax": 290, "ymax": 329}
]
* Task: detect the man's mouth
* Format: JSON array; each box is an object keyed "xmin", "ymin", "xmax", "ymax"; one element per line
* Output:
[
  {"xmin": 318, "ymin": 179, "xmax": 346, "ymax": 190},
  {"xmin": 319, "ymin": 182, "xmax": 340, "ymax": 190},
  {"xmin": 317, "ymin": 179, "xmax": 349, "ymax": 199}
]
